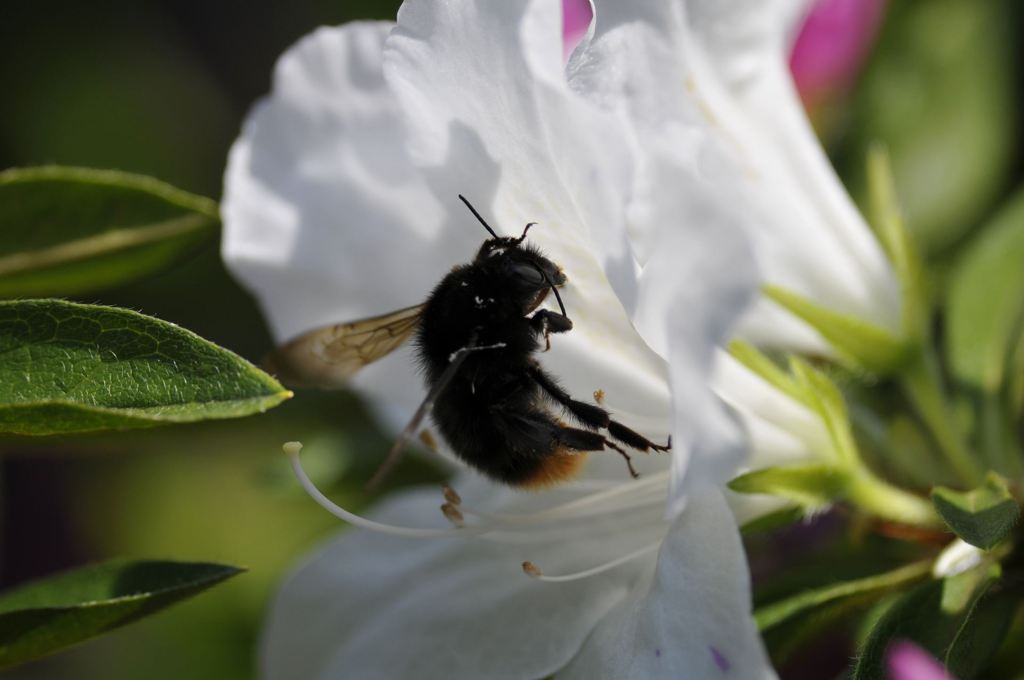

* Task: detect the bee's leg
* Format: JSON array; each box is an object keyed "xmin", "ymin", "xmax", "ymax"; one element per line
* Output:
[
  {"xmin": 530, "ymin": 310, "xmax": 573, "ymax": 351},
  {"xmin": 527, "ymin": 363, "xmax": 610, "ymax": 429},
  {"xmin": 528, "ymin": 363, "xmax": 671, "ymax": 453},
  {"xmin": 606, "ymin": 421, "xmax": 672, "ymax": 453},
  {"xmin": 555, "ymin": 426, "xmax": 639, "ymax": 479}
]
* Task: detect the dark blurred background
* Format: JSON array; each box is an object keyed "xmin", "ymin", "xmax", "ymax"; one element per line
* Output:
[{"xmin": 0, "ymin": 0, "xmax": 1021, "ymax": 678}]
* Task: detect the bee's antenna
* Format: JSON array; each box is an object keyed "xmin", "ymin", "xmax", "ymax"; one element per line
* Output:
[
  {"xmin": 516, "ymin": 222, "xmax": 537, "ymax": 244},
  {"xmin": 458, "ymin": 194, "xmax": 499, "ymax": 239}
]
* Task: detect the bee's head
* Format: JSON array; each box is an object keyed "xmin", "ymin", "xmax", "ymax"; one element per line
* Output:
[
  {"xmin": 475, "ymin": 237, "xmax": 567, "ymax": 313},
  {"xmin": 458, "ymin": 195, "xmax": 566, "ymax": 311}
]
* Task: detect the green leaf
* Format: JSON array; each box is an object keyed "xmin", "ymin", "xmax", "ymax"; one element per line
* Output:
[
  {"xmin": 789, "ymin": 359, "xmax": 858, "ymax": 467},
  {"xmin": 756, "ymin": 561, "xmax": 931, "ymax": 631},
  {"xmin": 727, "ymin": 340, "xmax": 813, "ymax": 409},
  {"xmin": 0, "ymin": 559, "xmax": 243, "ymax": 669},
  {"xmin": 865, "ymin": 146, "xmax": 928, "ymax": 341},
  {"xmin": 0, "ymin": 299, "xmax": 291, "ymax": 434},
  {"xmin": 944, "ymin": 580, "xmax": 1021, "ymax": 679},
  {"xmin": 729, "ymin": 464, "xmax": 848, "ymax": 510},
  {"xmin": 763, "ymin": 285, "xmax": 909, "ymax": 375},
  {"xmin": 946, "ymin": 186, "xmax": 1024, "ymax": 393},
  {"xmin": 0, "ymin": 166, "xmax": 218, "ymax": 298},
  {"xmin": 931, "ymin": 474, "xmax": 1020, "ymax": 550}
]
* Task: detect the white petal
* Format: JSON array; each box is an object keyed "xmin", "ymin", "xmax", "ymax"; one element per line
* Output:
[
  {"xmin": 262, "ymin": 486, "xmax": 668, "ymax": 680},
  {"xmin": 570, "ymin": 11, "xmax": 763, "ymax": 513},
  {"xmin": 222, "ymin": 22, "xmax": 458, "ymax": 344},
  {"xmin": 558, "ymin": 485, "xmax": 777, "ymax": 680},
  {"xmin": 685, "ymin": 0, "xmax": 815, "ymax": 86}
]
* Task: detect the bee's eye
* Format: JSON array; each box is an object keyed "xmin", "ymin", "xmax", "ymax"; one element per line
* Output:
[{"xmin": 511, "ymin": 263, "xmax": 545, "ymax": 285}]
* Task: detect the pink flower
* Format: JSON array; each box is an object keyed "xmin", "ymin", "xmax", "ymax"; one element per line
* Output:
[
  {"xmin": 789, "ymin": 0, "xmax": 887, "ymax": 105},
  {"xmin": 886, "ymin": 641, "xmax": 956, "ymax": 680},
  {"xmin": 562, "ymin": 0, "xmax": 593, "ymax": 59}
]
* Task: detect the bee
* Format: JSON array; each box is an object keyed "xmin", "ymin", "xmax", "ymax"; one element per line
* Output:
[{"xmin": 267, "ymin": 196, "xmax": 670, "ymax": 488}]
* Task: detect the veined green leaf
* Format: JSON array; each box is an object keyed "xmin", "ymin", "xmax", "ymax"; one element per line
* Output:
[
  {"xmin": 0, "ymin": 299, "xmax": 291, "ymax": 434},
  {"xmin": 931, "ymin": 473, "xmax": 1020, "ymax": 550},
  {"xmin": 0, "ymin": 559, "xmax": 243, "ymax": 669},
  {"xmin": 0, "ymin": 166, "xmax": 218, "ymax": 298}
]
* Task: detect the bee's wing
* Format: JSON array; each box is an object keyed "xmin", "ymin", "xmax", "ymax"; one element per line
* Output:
[{"xmin": 264, "ymin": 304, "xmax": 425, "ymax": 387}]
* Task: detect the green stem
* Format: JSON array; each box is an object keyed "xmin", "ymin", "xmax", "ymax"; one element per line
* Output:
[
  {"xmin": 901, "ymin": 348, "xmax": 983, "ymax": 486},
  {"xmin": 846, "ymin": 470, "xmax": 941, "ymax": 527}
]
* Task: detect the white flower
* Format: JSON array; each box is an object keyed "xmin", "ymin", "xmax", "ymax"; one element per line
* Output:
[{"xmin": 220, "ymin": 0, "xmax": 894, "ymax": 676}]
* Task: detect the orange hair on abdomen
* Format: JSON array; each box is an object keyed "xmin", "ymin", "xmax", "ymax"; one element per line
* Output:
[{"xmin": 516, "ymin": 449, "xmax": 588, "ymax": 489}]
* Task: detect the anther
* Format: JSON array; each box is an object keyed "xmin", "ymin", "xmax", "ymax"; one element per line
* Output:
[
  {"xmin": 522, "ymin": 561, "xmax": 543, "ymax": 578},
  {"xmin": 441, "ymin": 503, "xmax": 465, "ymax": 527},
  {"xmin": 522, "ymin": 543, "xmax": 660, "ymax": 582},
  {"xmin": 593, "ymin": 389, "xmax": 605, "ymax": 405},
  {"xmin": 419, "ymin": 430, "xmax": 439, "ymax": 452},
  {"xmin": 442, "ymin": 485, "xmax": 462, "ymax": 506}
]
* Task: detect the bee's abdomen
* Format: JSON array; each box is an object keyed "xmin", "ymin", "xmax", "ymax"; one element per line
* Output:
[{"xmin": 430, "ymin": 377, "xmax": 585, "ymax": 486}]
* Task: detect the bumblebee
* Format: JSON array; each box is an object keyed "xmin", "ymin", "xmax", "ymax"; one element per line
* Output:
[{"xmin": 268, "ymin": 196, "xmax": 670, "ymax": 487}]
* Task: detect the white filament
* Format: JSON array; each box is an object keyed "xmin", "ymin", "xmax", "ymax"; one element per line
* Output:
[
  {"xmin": 525, "ymin": 542, "xmax": 661, "ymax": 582},
  {"xmin": 285, "ymin": 443, "xmax": 474, "ymax": 539}
]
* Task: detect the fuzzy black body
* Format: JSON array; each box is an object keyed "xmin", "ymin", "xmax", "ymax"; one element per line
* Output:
[
  {"xmin": 415, "ymin": 236, "xmax": 668, "ymax": 487},
  {"xmin": 415, "ymin": 238, "xmax": 570, "ymax": 485}
]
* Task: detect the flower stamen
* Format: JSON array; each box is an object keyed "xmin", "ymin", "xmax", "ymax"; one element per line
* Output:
[{"xmin": 442, "ymin": 485, "xmax": 462, "ymax": 506}]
